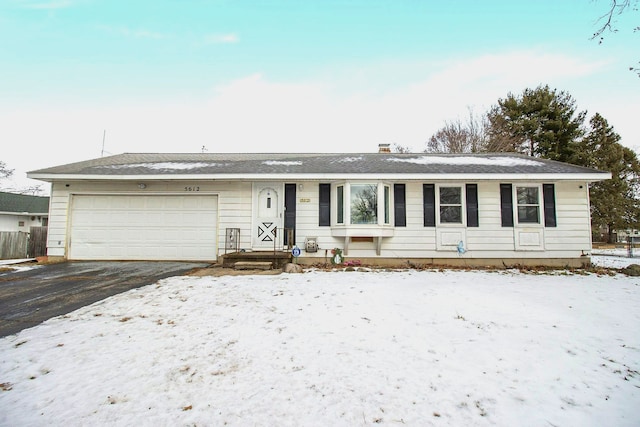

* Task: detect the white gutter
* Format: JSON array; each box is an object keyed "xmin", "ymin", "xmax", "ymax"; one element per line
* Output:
[{"xmin": 27, "ymin": 172, "xmax": 612, "ymax": 182}]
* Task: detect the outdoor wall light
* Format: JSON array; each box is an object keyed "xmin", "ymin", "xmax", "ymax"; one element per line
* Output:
[{"xmin": 138, "ymin": 183, "xmax": 147, "ymax": 189}]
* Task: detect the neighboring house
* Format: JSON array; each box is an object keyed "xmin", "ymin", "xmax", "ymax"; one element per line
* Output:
[
  {"xmin": 616, "ymin": 229, "xmax": 640, "ymax": 243},
  {"xmin": 27, "ymin": 147, "xmax": 610, "ymax": 267},
  {"xmin": 0, "ymin": 191, "xmax": 49, "ymax": 232}
]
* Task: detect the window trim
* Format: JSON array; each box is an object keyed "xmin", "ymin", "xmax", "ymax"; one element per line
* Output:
[
  {"xmin": 437, "ymin": 185, "xmax": 464, "ymax": 225},
  {"xmin": 515, "ymin": 185, "xmax": 541, "ymax": 225}
]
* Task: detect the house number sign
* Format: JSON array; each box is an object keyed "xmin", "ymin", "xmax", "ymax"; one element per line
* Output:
[{"xmin": 184, "ymin": 186, "xmax": 200, "ymax": 191}]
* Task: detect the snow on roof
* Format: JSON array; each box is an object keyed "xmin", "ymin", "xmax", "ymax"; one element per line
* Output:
[
  {"xmin": 97, "ymin": 162, "xmax": 218, "ymax": 170},
  {"xmin": 27, "ymin": 152, "xmax": 611, "ymax": 181},
  {"xmin": 386, "ymin": 156, "xmax": 543, "ymax": 167},
  {"xmin": 337, "ymin": 156, "xmax": 364, "ymax": 162},
  {"xmin": 262, "ymin": 161, "xmax": 303, "ymax": 166}
]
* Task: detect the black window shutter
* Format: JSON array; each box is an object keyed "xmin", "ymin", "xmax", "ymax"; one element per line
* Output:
[
  {"xmin": 466, "ymin": 184, "xmax": 479, "ymax": 227},
  {"xmin": 500, "ymin": 184, "xmax": 514, "ymax": 227},
  {"xmin": 319, "ymin": 183, "xmax": 331, "ymax": 226},
  {"xmin": 423, "ymin": 184, "xmax": 435, "ymax": 227},
  {"xmin": 284, "ymin": 184, "xmax": 297, "ymax": 245},
  {"xmin": 394, "ymin": 184, "xmax": 406, "ymax": 227},
  {"xmin": 543, "ymin": 184, "xmax": 557, "ymax": 227}
]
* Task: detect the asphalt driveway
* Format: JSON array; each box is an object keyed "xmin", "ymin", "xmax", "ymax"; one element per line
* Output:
[{"xmin": 0, "ymin": 261, "xmax": 208, "ymax": 338}]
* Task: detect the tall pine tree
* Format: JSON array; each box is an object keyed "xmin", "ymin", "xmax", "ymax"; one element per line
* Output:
[
  {"xmin": 486, "ymin": 85, "xmax": 586, "ymax": 162},
  {"xmin": 572, "ymin": 113, "xmax": 640, "ymax": 242}
]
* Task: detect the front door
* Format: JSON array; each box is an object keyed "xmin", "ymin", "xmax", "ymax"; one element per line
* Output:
[{"xmin": 253, "ymin": 183, "xmax": 283, "ymax": 249}]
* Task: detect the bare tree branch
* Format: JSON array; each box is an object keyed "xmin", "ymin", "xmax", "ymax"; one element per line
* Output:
[
  {"xmin": 0, "ymin": 161, "xmax": 13, "ymax": 180},
  {"xmin": 425, "ymin": 107, "xmax": 487, "ymax": 154},
  {"xmin": 392, "ymin": 143, "xmax": 412, "ymax": 153},
  {"xmin": 592, "ymin": 0, "xmax": 634, "ymax": 41}
]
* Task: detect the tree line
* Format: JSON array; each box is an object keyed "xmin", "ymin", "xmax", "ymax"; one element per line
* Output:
[{"xmin": 394, "ymin": 84, "xmax": 640, "ymax": 243}]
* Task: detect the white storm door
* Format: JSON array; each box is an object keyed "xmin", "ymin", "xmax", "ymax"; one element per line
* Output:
[{"xmin": 253, "ymin": 183, "xmax": 283, "ymax": 249}]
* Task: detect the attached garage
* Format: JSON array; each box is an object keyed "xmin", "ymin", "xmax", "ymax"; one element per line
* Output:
[{"xmin": 68, "ymin": 194, "xmax": 218, "ymax": 261}]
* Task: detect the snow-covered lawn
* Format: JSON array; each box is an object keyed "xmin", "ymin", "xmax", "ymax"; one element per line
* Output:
[
  {"xmin": 1, "ymin": 268, "xmax": 639, "ymax": 426},
  {"xmin": 591, "ymin": 247, "xmax": 640, "ymax": 269}
]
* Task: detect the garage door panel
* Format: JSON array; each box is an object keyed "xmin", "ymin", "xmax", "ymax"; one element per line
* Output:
[{"xmin": 69, "ymin": 195, "xmax": 218, "ymax": 261}]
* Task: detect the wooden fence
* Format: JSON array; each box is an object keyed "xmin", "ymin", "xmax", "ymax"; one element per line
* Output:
[
  {"xmin": 28, "ymin": 226, "xmax": 48, "ymax": 258},
  {"xmin": 0, "ymin": 227, "xmax": 48, "ymax": 259}
]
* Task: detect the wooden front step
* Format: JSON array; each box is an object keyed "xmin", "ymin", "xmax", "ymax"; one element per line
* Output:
[
  {"xmin": 234, "ymin": 261, "xmax": 273, "ymax": 270},
  {"xmin": 222, "ymin": 251, "xmax": 292, "ymax": 268}
]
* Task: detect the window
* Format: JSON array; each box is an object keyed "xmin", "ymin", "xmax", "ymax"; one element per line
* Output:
[
  {"xmin": 425, "ymin": 183, "xmax": 479, "ymax": 227},
  {"xmin": 350, "ymin": 184, "xmax": 378, "ymax": 224},
  {"xmin": 501, "ymin": 183, "xmax": 556, "ymax": 227},
  {"xmin": 439, "ymin": 186, "xmax": 462, "ymax": 224},
  {"xmin": 337, "ymin": 185, "xmax": 344, "ymax": 224},
  {"xmin": 516, "ymin": 186, "xmax": 540, "ymax": 223},
  {"xmin": 384, "ymin": 185, "xmax": 390, "ymax": 224},
  {"xmin": 323, "ymin": 182, "xmax": 394, "ymax": 227}
]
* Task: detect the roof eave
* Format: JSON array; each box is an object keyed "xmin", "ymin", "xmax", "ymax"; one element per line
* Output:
[
  {"xmin": 28, "ymin": 172, "xmax": 612, "ymax": 182},
  {"xmin": 0, "ymin": 210, "xmax": 49, "ymax": 215}
]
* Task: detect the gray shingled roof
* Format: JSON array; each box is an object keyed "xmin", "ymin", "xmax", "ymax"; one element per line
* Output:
[
  {"xmin": 27, "ymin": 152, "xmax": 610, "ymax": 179},
  {"xmin": 0, "ymin": 191, "xmax": 49, "ymax": 214}
]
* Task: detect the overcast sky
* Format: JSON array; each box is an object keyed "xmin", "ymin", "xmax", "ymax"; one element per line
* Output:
[{"xmin": 1, "ymin": 0, "xmax": 638, "ymax": 193}]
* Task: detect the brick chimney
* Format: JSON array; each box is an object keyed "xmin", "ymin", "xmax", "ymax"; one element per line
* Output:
[{"xmin": 378, "ymin": 143, "xmax": 391, "ymax": 153}]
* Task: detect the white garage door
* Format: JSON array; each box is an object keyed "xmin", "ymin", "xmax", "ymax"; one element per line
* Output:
[{"xmin": 69, "ymin": 195, "xmax": 218, "ymax": 261}]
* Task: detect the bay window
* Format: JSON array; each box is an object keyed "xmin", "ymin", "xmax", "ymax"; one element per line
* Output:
[
  {"xmin": 350, "ymin": 184, "xmax": 378, "ymax": 224},
  {"xmin": 330, "ymin": 182, "xmax": 393, "ymax": 226}
]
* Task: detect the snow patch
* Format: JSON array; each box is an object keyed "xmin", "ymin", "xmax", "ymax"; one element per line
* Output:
[
  {"xmin": 387, "ymin": 156, "xmax": 544, "ymax": 167},
  {"xmin": 591, "ymin": 248, "xmax": 640, "ymax": 269},
  {"xmin": 98, "ymin": 162, "xmax": 218, "ymax": 170},
  {"xmin": 262, "ymin": 161, "xmax": 303, "ymax": 166}
]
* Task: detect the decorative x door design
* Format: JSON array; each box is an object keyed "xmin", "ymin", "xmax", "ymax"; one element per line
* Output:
[{"xmin": 257, "ymin": 221, "xmax": 277, "ymax": 243}]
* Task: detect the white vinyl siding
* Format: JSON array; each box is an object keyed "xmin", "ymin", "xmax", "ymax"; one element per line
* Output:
[{"xmin": 46, "ymin": 179, "xmax": 594, "ymax": 264}]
